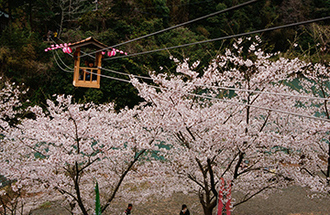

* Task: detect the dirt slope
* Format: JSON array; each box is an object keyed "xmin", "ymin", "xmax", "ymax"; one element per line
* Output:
[{"xmin": 30, "ymin": 186, "xmax": 330, "ymax": 215}]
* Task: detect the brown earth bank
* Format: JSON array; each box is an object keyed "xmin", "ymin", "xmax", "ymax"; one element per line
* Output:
[{"xmin": 30, "ymin": 186, "xmax": 330, "ymax": 215}]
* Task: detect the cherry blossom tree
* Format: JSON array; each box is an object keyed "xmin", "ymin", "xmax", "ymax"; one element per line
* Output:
[
  {"xmin": 131, "ymin": 37, "xmax": 330, "ymax": 215},
  {"xmin": 284, "ymin": 59, "xmax": 330, "ymax": 196},
  {"xmin": 0, "ymin": 78, "xmax": 26, "ymax": 214},
  {"xmin": 0, "ymin": 78, "xmax": 23, "ymax": 133},
  {"xmin": 1, "ymin": 38, "xmax": 328, "ymax": 215},
  {"xmin": 1, "ymin": 95, "xmax": 164, "ymax": 214}
]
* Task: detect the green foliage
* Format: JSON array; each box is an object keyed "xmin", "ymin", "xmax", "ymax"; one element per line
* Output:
[
  {"xmin": 282, "ymin": 24, "xmax": 330, "ymax": 64},
  {"xmin": 39, "ymin": 201, "xmax": 52, "ymax": 209}
]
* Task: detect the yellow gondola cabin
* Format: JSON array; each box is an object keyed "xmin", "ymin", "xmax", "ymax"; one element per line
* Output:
[{"xmin": 68, "ymin": 37, "xmax": 108, "ymax": 89}]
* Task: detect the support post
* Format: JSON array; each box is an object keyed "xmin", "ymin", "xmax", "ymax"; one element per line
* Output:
[
  {"xmin": 217, "ymin": 178, "xmax": 232, "ymax": 215},
  {"xmin": 73, "ymin": 48, "xmax": 81, "ymax": 86}
]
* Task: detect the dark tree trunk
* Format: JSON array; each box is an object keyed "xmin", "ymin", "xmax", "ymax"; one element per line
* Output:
[{"xmin": 200, "ymin": 202, "xmax": 215, "ymax": 215}]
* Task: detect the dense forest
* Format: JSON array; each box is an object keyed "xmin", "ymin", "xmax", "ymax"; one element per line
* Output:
[{"xmin": 0, "ymin": 0, "xmax": 329, "ymax": 109}]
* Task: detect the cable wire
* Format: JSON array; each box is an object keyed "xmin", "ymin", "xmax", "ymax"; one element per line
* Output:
[
  {"xmin": 100, "ymin": 67, "xmax": 154, "ymax": 81},
  {"xmin": 53, "ymin": 53, "xmax": 73, "ymax": 73},
  {"xmin": 51, "ymin": 16, "xmax": 330, "ymax": 107},
  {"xmin": 186, "ymin": 92, "xmax": 330, "ymax": 122},
  {"xmin": 97, "ymin": 71, "xmax": 131, "ymax": 83},
  {"xmin": 51, "ymin": 54, "xmax": 330, "ymax": 122},
  {"xmin": 52, "ymin": 38, "xmax": 330, "ymax": 102},
  {"xmin": 95, "ymin": 69, "xmax": 330, "ymax": 122},
  {"xmin": 100, "ymin": 67, "xmax": 330, "ymax": 102},
  {"xmin": 104, "ymin": 16, "xmax": 330, "ymax": 61},
  {"xmin": 80, "ymin": 0, "xmax": 260, "ymax": 58},
  {"xmin": 54, "ymin": 49, "xmax": 74, "ymax": 70}
]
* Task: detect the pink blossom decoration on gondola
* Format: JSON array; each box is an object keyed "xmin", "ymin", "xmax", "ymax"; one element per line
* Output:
[
  {"xmin": 63, "ymin": 47, "xmax": 72, "ymax": 54},
  {"xmin": 107, "ymin": 49, "xmax": 117, "ymax": 57}
]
